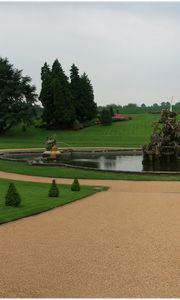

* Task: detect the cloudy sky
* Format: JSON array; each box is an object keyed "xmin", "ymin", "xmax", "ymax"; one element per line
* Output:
[{"xmin": 1, "ymin": 1, "xmax": 180, "ymax": 106}]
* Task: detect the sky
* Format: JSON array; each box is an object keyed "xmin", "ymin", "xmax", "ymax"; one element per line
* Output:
[{"xmin": 1, "ymin": 1, "xmax": 180, "ymax": 106}]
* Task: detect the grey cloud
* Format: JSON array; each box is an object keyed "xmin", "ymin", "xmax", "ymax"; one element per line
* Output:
[{"xmin": 0, "ymin": 2, "xmax": 180, "ymax": 106}]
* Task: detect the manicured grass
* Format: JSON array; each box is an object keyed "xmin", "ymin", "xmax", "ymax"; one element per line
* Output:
[
  {"xmin": 0, "ymin": 179, "xmax": 100, "ymax": 224},
  {"xmin": 0, "ymin": 159, "xmax": 180, "ymax": 181},
  {"xmin": 0, "ymin": 114, "xmax": 161, "ymax": 149},
  {"xmin": 1, "ymin": 113, "xmax": 180, "ymax": 181}
]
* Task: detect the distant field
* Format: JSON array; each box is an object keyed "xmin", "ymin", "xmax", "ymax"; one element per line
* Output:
[{"xmin": 0, "ymin": 114, "xmax": 162, "ymax": 149}]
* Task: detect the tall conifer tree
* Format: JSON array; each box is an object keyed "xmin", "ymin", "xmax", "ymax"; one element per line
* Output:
[
  {"xmin": 40, "ymin": 60, "xmax": 96, "ymax": 128},
  {"xmin": 70, "ymin": 65, "xmax": 97, "ymax": 122},
  {"xmin": 39, "ymin": 62, "xmax": 54, "ymax": 127},
  {"xmin": 70, "ymin": 64, "xmax": 81, "ymax": 120},
  {"xmin": 80, "ymin": 72, "xmax": 97, "ymax": 121},
  {"xmin": 51, "ymin": 59, "xmax": 75, "ymax": 128}
]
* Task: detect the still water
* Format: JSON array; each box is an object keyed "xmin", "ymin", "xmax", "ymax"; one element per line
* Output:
[
  {"xmin": 2, "ymin": 151, "xmax": 180, "ymax": 172},
  {"xmin": 66, "ymin": 153, "xmax": 180, "ymax": 172},
  {"xmin": 69, "ymin": 154, "xmax": 143, "ymax": 172}
]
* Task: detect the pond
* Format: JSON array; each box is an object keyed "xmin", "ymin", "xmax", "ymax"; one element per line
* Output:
[
  {"xmin": 64, "ymin": 152, "xmax": 143, "ymax": 172},
  {"xmin": 1, "ymin": 150, "xmax": 180, "ymax": 173}
]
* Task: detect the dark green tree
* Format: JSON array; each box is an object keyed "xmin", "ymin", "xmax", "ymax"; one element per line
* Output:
[
  {"xmin": 40, "ymin": 60, "xmax": 96, "ymax": 128},
  {"xmin": 110, "ymin": 106, "xmax": 114, "ymax": 116},
  {"xmin": 48, "ymin": 179, "xmax": 59, "ymax": 197},
  {"xmin": 161, "ymin": 101, "xmax": 170, "ymax": 108},
  {"xmin": 152, "ymin": 103, "xmax": 159, "ymax": 108},
  {"xmin": 126, "ymin": 103, "xmax": 138, "ymax": 108},
  {"xmin": 5, "ymin": 183, "xmax": 21, "ymax": 207},
  {"xmin": 0, "ymin": 57, "xmax": 37, "ymax": 134},
  {"xmin": 70, "ymin": 65, "xmax": 97, "ymax": 122},
  {"xmin": 100, "ymin": 108, "xmax": 112, "ymax": 125},
  {"xmin": 70, "ymin": 63, "xmax": 82, "ymax": 121},
  {"xmin": 78, "ymin": 72, "xmax": 97, "ymax": 122},
  {"xmin": 51, "ymin": 59, "xmax": 75, "ymax": 128},
  {"xmin": 39, "ymin": 62, "xmax": 54, "ymax": 128}
]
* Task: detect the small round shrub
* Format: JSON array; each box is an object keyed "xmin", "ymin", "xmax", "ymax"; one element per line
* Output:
[
  {"xmin": 5, "ymin": 183, "xmax": 21, "ymax": 207},
  {"xmin": 73, "ymin": 120, "xmax": 83, "ymax": 130},
  {"xmin": 71, "ymin": 178, "xmax": 80, "ymax": 191},
  {"xmin": 48, "ymin": 179, "xmax": 59, "ymax": 197}
]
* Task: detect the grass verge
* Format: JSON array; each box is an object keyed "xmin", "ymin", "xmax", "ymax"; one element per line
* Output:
[
  {"xmin": 0, "ymin": 178, "xmax": 101, "ymax": 225},
  {"xmin": 0, "ymin": 159, "xmax": 180, "ymax": 181}
]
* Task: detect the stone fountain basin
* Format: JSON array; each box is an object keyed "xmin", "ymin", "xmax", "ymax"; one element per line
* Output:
[{"xmin": 1, "ymin": 148, "xmax": 180, "ymax": 174}]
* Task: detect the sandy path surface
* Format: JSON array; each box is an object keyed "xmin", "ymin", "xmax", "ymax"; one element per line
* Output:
[{"xmin": 0, "ymin": 171, "xmax": 180, "ymax": 297}]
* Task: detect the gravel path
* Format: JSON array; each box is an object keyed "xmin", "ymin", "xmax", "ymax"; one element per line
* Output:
[{"xmin": 0, "ymin": 171, "xmax": 180, "ymax": 297}]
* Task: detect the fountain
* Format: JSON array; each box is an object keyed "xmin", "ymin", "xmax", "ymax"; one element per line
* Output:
[
  {"xmin": 43, "ymin": 137, "xmax": 61, "ymax": 160},
  {"xmin": 143, "ymin": 108, "xmax": 180, "ymax": 163}
]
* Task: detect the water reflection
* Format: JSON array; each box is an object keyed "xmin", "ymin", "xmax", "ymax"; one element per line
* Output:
[
  {"xmin": 3, "ymin": 151, "xmax": 180, "ymax": 172},
  {"xmin": 71, "ymin": 154, "xmax": 180, "ymax": 172},
  {"xmin": 72, "ymin": 154, "xmax": 143, "ymax": 172}
]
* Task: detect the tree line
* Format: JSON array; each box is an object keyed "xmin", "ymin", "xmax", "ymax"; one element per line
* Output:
[
  {"xmin": 98, "ymin": 101, "xmax": 180, "ymax": 115},
  {"xmin": 1, "ymin": 55, "xmax": 180, "ymax": 134},
  {"xmin": 0, "ymin": 57, "xmax": 97, "ymax": 134}
]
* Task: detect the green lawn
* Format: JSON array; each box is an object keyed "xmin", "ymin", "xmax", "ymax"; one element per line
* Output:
[
  {"xmin": 0, "ymin": 114, "xmax": 161, "ymax": 149},
  {"xmin": 0, "ymin": 179, "xmax": 100, "ymax": 224},
  {"xmin": 1, "ymin": 113, "xmax": 180, "ymax": 181}
]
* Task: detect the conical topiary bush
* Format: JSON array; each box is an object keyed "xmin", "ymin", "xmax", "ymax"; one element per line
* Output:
[
  {"xmin": 71, "ymin": 178, "xmax": 80, "ymax": 191},
  {"xmin": 5, "ymin": 183, "xmax": 21, "ymax": 207},
  {"xmin": 48, "ymin": 179, "xmax": 59, "ymax": 197}
]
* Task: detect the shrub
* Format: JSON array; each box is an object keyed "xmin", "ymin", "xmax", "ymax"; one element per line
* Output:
[
  {"xmin": 71, "ymin": 178, "xmax": 80, "ymax": 191},
  {"xmin": 73, "ymin": 119, "xmax": 84, "ymax": 130},
  {"xmin": 48, "ymin": 179, "xmax": 59, "ymax": 197},
  {"xmin": 83, "ymin": 119, "xmax": 96, "ymax": 128},
  {"xmin": 126, "ymin": 115, "xmax": 133, "ymax": 120},
  {"xmin": 5, "ymin": 183, "xmax": 21, "ymax": 207},
  {"xmin": 100, "ymin": 108, "xmax": 112, "ymax": 125}
]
